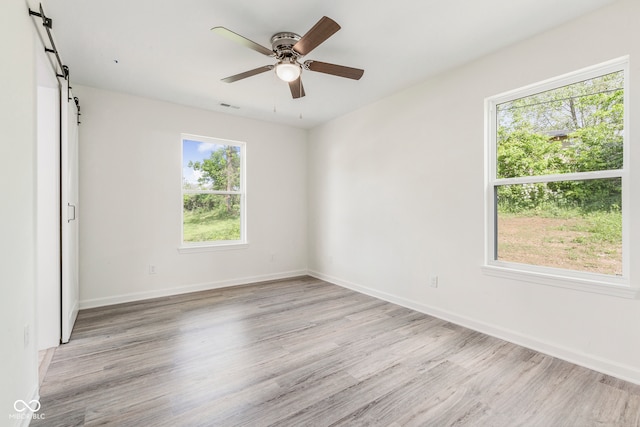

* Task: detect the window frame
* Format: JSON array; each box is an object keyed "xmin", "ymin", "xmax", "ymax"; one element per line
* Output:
[
  {"xmin": 483, "ymin": 57, "xmax": 634, "ymax": 298},
  {"xmin": 179, "ymin": 133, "xmax": 247, "ymax": 252}
]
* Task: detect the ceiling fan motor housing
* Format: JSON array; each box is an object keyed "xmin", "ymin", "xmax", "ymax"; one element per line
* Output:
[{"xmin": 271, "ymin": 32, "xmax": 301, "ymax": 59}]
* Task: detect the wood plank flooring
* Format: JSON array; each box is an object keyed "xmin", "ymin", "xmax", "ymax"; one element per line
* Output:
[
  {"xmin": 34, "ymin": 276, "xmax": 640, "ymax": 426},
  {"xmin": 38, "ymin": 347, "xmax": 56, "ymax": 387}
]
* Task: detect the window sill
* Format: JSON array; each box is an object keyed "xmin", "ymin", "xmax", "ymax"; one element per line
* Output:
[
  {"xmin": 482, "ymin": 264, "xmax": 638, "ymax": 299},
  {"xmin": 178, "ymin": 242, "xmax": 249, "ymax": 254}
]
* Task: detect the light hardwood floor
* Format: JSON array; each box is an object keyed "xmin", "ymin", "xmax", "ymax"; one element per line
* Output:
[
  {"xmin": 38, "ymin": 347, "xmax": 56, "ymax": 387},
  {"xmin": 34, "ymin": 276, "xmax": 640, "ymax": 426}
]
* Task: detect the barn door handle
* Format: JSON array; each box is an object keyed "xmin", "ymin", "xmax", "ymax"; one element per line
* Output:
[{"xmin": 68, "ymin": 203, "xmax": 76, "ymax": 222}]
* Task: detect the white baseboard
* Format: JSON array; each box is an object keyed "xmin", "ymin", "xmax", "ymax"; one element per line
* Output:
[
  {"xmin": 308, "ymin": 269, "xmax": 640, "ymax": 386},
  {"xmin": 79, "ymin": 270, "xmax": 308, "ymax": 309}
]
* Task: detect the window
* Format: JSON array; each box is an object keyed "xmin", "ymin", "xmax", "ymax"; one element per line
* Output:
[
  {"xmin": 485, "ymin": 58, "xmax": 632, "ymax": 295},
  {"xmin": 181, "ymin": 134, "xmax": 246, "ymax": 248}
]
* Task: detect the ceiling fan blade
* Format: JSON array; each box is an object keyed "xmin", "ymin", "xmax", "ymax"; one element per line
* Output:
[
  {"xmin": 289, "ymin": 77, "xmax": 305, "ymax": 99},
  {"xmin": 304, "ymin": 60, "xmax": 364, "ymax": 80},
  {"xmin": 221, "ymin": 65, "xmax": 274, "ymax": 83},
  {"xmin": 211, "ymin": 26, "xmax": 275, "ymax": 57},
  {"xmin": 292, "ymin": 16, "xmax": 340, "ymax": 56}
]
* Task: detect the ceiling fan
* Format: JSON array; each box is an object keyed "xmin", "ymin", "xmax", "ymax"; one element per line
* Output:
[{"xmin": 211, "ymin": 16, "xmax": 364, "ymax": 99}]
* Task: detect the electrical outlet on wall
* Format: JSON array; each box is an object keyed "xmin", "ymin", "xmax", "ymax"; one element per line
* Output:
[{"xmin": 149, "ymin": 264, "xmax": 157, "ymax": 275}]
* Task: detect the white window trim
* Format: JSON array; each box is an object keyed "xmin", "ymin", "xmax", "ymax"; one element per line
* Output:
[
  {"xmin": 483, "ymin": 56, "xmax": 636, "ymax": 298},
  {"xmin": 177, "ymin": 242, "xmax": 249, "ymax": 254},
  {"xmin": 179, "ymin": 133, "xmax": 247, "ymax": 251}
]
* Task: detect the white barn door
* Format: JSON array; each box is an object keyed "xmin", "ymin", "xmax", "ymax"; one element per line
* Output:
[{"xmin": 61, "ymin": 85, "xmax": 79, "ymax": 343}]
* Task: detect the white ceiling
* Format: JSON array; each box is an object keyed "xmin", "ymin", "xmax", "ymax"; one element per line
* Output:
[{"xmin": 42, "ymin": 0, "xmax": 615, "ymax": 129}]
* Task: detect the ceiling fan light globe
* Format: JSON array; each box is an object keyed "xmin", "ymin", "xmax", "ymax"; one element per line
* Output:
[{"xmin": 275, "ymin": 63, "xmax": 301, "ymax": 82}]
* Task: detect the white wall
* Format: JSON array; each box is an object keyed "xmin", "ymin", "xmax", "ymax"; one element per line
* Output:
[
  {"xmin": 0, "ymin": 0, "xmax": 40, "ymax": 423},
  {"xmin": 75, "ymin": 86, "xmax": 308, "ymax": 307},
  {"xmin": 308, "ymin": 0, "xmax": 640, "ymax": 383}
]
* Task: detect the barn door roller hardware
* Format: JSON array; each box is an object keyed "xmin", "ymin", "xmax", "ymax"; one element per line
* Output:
[
  {"xmin": 74, "ymin": 97, "xmax": 81, "ymax": 125},
  {"xmin": 29, "ymin": 3, "xmax": 81, "ymax": 124}
]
